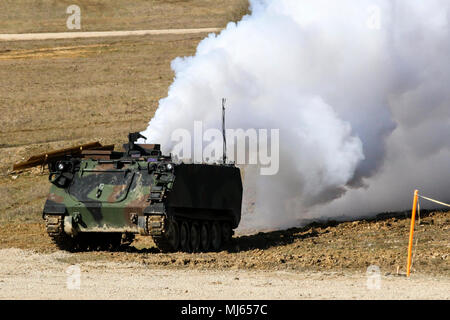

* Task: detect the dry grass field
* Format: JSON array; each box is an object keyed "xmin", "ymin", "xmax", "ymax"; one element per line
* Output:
[
  {"xmin": 0, "ymin": 1, "xmax": 249, "ymax": 227},
  {"xmin": 0, "ymin": 34, "xmax": 211, "ymax": 224},
  {"xmin": 0, "ymin": 1, "xmax": 448, "ymax": 297}
]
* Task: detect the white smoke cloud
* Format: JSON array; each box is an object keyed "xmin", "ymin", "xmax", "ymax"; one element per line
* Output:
[{"xmin": 142, "ymin": 0, "xmax": 450, "ymax": 230}]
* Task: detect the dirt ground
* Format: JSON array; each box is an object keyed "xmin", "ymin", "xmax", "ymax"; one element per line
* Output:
[
  {"xmin": 0, "ymin": 248, "xmax": 448, "ymax": 299},
  {"xmin": 0, "ymin": 0, "xmax": 248, "ymax": 178},
  {"xmin": 0, "ymin": 209, "xmax": 448, "ymax": 277}
]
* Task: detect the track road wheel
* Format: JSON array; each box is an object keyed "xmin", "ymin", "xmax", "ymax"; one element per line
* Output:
[
  {"xmin": 190, "ymin": 222, "xmax": 200, "ymax": 252},
  {"xmin": 89, "ymin": 234, "xmax": 105, "ymax": 251},
  {"xmin": 76, "ymin": 234, "xmax": 89, "ymax": 251},
  {"xmin": 97, "ymin": 234, "xmax": 110, "ymax": 251},
  {"xmin": 210, "ymin": 222, "xmax": 222, "ymax": 251},
  {"xmin": 179, "ymin": 221, "xmax": 190, "ymax": 252},
  {"xmin": 106, "ymin": 233, "xmax": 122, "ymax": 251},
  {"xmin": 121, "ymin": 233, "xmax": 135, "ymax": 247},
  {"xmin": 200, "ymin": 222, "xmax": 210, "ymax": 252},
  {"xmin": 166, "ymin": 219, "xmax": 180, "ymax": 252},
  {"xmin": 221, "ymin": 222, "xmax": 232, "ymax": 244}
]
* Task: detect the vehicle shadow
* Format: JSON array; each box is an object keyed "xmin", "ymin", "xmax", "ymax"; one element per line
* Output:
[{"xmin": 226, "ymin": 222, "xmax": 329, "ymax": 253}]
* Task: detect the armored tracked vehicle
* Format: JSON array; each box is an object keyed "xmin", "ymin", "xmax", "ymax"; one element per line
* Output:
[{"xmin": 14, "ymin": 132, "xmax": 243, "ymax": 252}]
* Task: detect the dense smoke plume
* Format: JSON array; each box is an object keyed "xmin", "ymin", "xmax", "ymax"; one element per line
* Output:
[{"xmin": 142, "ymin": 0, "xmax": 450, "ymax": 230}]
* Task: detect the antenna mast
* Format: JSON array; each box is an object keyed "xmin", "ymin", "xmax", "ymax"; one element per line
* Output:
[{"xmin": 222, "ymin": 98, "xmax": 227, "ymax": 164}]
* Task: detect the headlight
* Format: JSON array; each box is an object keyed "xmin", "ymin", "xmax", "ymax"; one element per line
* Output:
[
  {"xmin": 166, "ymin": 163, "xmax": 173, "ymax": 171},
  {"xmin": 57, "ymin": 163, "xmax": 65, "ymax": 171}
]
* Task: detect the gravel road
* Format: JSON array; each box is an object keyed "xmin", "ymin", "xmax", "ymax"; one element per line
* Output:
[
  {"xmin": 0, "ymin": 28, "xmax": 221, "ymax": 41},
  {"xmin": 0, "ymin": 249, "xmax": 448, "ymax": 300}
]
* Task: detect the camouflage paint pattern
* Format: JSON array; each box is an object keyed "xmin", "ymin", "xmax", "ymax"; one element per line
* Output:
[
  {"xmin": 43, "ymin": 157, "xmax": 242, "ymax": 234},
  {"xmin": 44, "ymin": 159, "xmax": 174, "ymax": 233}
]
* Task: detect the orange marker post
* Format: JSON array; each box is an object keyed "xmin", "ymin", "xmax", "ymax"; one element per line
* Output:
[{"xmin": 406, "ymin": 189, "xmax": 419, "ymax": 277}]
